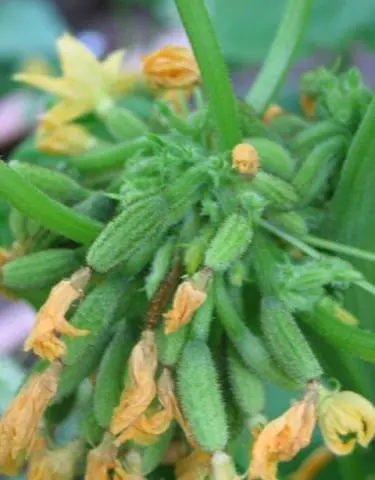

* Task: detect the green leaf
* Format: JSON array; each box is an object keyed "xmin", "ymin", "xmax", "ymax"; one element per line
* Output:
[
  {"xmin": 329, "ymin": 98, "xmax": 375, "ymax": 330},
  {"xmin": 246, "ymin": 0, "xmax": 312, "ymax": 114},
  {"xmin": 208, "ymin": 0, "xmax": 375, "ymax": 65}
]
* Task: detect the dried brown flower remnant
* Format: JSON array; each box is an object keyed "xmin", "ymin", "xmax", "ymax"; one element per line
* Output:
[
  {"xmin": 317, "ymin": 388, "xmax": 375, "ymax": 455},
  {"xmin": 175, "ymin": 448, "xmax": 211, "ymax": 480},
  {"xmin": 24, "ymin": 267, "xmax": 91, "ymax": 362},
  {"xmin": 0, "ymin": 364, "xmax": 60, "ymax": 474},
  {"xmin": 143, "ymin": 46, "xmax": 200, "ymax": 89},
  {"xmin": 119, "ymin": 368, "xmax": 174, "ymax": 445},
  {"xmin": 249, "ymin": 385, "xmax": 317, "ymax": 480},
  {"xmin": 164, "ymin": 279, "xmax": 207, "ymax": 334},
  {"xmin": 232, "ymin": 143, "xmax": 259, "ymax": 176},
  {"xmin": 289, "ymin": 446, "xmax": 333, "ymax": 480},
  {"xmin": 27, "ymin": 439, "xmax": 83, "ymax": 480},
  {"xmin": 110, "ymin": 331, "xmax": 158, "ymax": 445},
  {"xmin": 262, "ymin": 104, "xmax": 283, "ymax": 124},
  {"xmin": 300, "ymin": 94, "xmax": 316, "ymax": 119}
]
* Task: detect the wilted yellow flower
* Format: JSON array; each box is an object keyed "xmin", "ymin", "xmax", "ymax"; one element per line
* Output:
[
  {"xmin": 300, "ymin": 94, "xmax": 316, "ymax": 119},
  {"xmin": 110, "ymin": 330, "xmax": 158, "ymax": 445},
  {"xmin": 27, "ymin": 439, "xmax": 83, "ymax": 480},
  {"xmin": 262, "ymin": 104, "xmax": 283, "ymax": 124},
  {"xmin": 14, "ymin": 33, "xmax": 127, "ymax": 127},
  {"xmin": 24, "ymin": 267, "xmax": 91, "ymax": 362},
  {"xmin": 289, "ymin": 446, "xmax": 333, "ymax": 480},
  {"xmin": 175, "ymin": 448, "xmax": 211, "ymax": 480},
  {"xmin": 85, "ymin": 436, "xmax": 117, "ymax": 480},
  {"xmin": 0, "ymin": 364, "xmax": 60, "ymax": 473},
  {"xmin": 249, "ymin": 385, "xmax": 317, "ymax": 480},
  {"xmin": 317, "ymin": 387, "xmax": 375, "ymax": 455},
  {"xmin": 143, "ymin": 46, "xmax": 200, "ymax": 89},
  {"xmin": 119, "ymin": 368, "xmax": 174, "ymax": 445},
  {"xmin": 36, "ymin": 123, "xmax": 97, "ymax": 155},
  {"xmin": 164, "ymin": 278, "xmax": 207, "ymax": 334},
  {"xmin": 232, "ymin": 143, "xmax": 259, "ymax": 176}
]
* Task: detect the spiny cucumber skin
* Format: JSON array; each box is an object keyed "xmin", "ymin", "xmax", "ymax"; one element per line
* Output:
[
  {"xmin": 261, "ymin": 297, "xmax": 323, "ymax": 384},
  {"xmin": 252, "ymin": 171, "xmax": 299, "ymax": 209},
  {"xmin": 227, "ymin": 351, "xmax": 265, "ymax": 417},
  {"xmin": 55, "ymin": 328, "xmax": 113, "ymax": 402},
  {"xmin": 205, "ymin": 214, "xmax": 252, "ymax": 271},
  {"xmin": 145, "ymin": 238, "xmax": 174, "ymax": 299},
  {"xmin": 247, "ymin": 137, "xmax": 295, "ymax": 180},
  {"xmin": 86, "ymin": 196, "xmax": 168, "ymax": 273},
  {"xmin": 93, "ymin": 321, "xmax": 131, "ymax": 427},
  {"xmin": 267, "ymin": 211, "xmax": 308, "ymax": 237},
  {"xmin": 177, "ymin": 340, "xmax": 228, "ymax": 452},
  {"xmin": 64, "ymin": 274, "xmax": 125, "ymax": 366},
  {"xmin": 1, "ymin": 249, "xmax": 79, "ymax": 290},
  {"xmin": 11, "ymin": 162, "xmax": 89, "ymax": 203},
  {"xmin": 156, "ymin": 324, "xmax": 189, "ymax": 367},
  {"xmin": 189, "ymin": 288, "xmax": 214, "ymax": 342}
]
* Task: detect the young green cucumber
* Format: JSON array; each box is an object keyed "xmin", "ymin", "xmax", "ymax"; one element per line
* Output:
[
  {"xmin": 93, "ymin": 320, "xmax": 133, "ymax": 427},
  {"xmin": 260, "ymin": 297, "xmax": 323, "ymax": 384},
  {"xmin": 87, "ymin": 195, "xmax": 168, "ymax": 273},
  {"xmin": 177, "ymin": 339, "xmax": 228, "ymax": 452},
  {"xmin": 64, "ymin": 273, "xmax": 126, "ymax": 365},
  {"xmin": 205, "ymin": 214, "xmax": 253, "ymax": 271},
  {"xmin": 214, "ymin": 274, "xmax": 296, "ymax": 389},
  {"xmin": 245, "ymin": 137, "xmax": 295, "ymax": 180},
  {"xmin": 227, "ymin": 347, "xmax": 266, "ymax": 418},
  {"xmin": 1, "ymin": 249, "xmax": 80, "ymax": 290}
]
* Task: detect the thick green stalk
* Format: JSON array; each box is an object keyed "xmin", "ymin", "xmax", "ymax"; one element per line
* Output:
[
  {"xmin": 0, "ymin": 161, "xmax": 101, "ymax": 244},
  {"xmin": 175, "ymin": 0, "xmax": 241, "ymax": 151},
  {"xmin": 246, "ymin": 0, "xmax": 312, "ymax": 115}
]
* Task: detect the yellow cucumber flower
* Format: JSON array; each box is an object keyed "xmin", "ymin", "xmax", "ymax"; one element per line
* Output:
[
  {"xmin": 317, "ymin": 387, "xmax": 375, "ymax": 455},
  {"xmin": 14, "ymin": 33, "xmax": 127, "ymax": 127},
  {"xmin": 232, "ymin": 143, "xmax": 259, "ymax": 176},
  {"xmin": 142, "ymin": 46, "xmax": 200, "ymax": 89},
  {"xmin": 36, "ymin": 123, "xmax": 98, "ymax": 155}
]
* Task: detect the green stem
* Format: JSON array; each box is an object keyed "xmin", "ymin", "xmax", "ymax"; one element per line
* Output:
[
  {"xmin": 0, "ymin": 161, "xmax": 101, "ymax": 244},
  {"xmin": 68, "ymin": 137, "xmax": 150, "ymax": 172},
  {"xmin": 246, "ymin": 0, "xmax": 312, "ymax": 115},
  {"xmin": 259, "ymin": 219, "xmax": 320, "ymax": 258},
  {"xmin": 304, "ymin": 234, "xmax": 375, "ymax": 263},
  {"xmin": 175, "ymin": 0, "xmax": 241, "ymax": 151}
]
